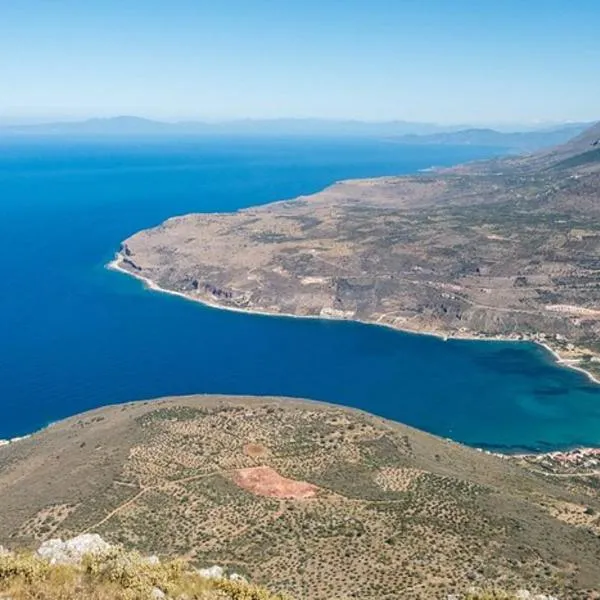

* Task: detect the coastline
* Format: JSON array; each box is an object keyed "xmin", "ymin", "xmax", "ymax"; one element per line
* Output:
[
  {"xmin": 536, "ymin": 342, "xmax": 600, "ymax": 386},
  {"xmin": 4, "ymin": 264, "xmax": 599, "ymax": 461},
  {"xmin": 0, "ymin": 433, "xmax": 32, "ymax": 448},
  {"xmin": 108, "ymin": 254, "xmax": 600, "ymax": 387}
]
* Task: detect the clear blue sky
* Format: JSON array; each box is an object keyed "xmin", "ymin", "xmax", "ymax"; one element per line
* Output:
[{"xmin": 2, "ymin": 0, "xmax": 599, "ymax": 124}]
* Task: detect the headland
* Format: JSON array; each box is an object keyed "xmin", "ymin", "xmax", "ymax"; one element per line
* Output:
[{"xmin": 110, "ymin": 124, "xmax": 600, "ymax": 384}]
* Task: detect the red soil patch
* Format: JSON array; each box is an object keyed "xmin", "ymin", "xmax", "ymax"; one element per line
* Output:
[
  {"xmin": 243, "ymin": 443, "xmax": 268, "ymax": 458},
  {"xmin": 232, "ymin": 466, "xmax": 319, "ymax": 499}
]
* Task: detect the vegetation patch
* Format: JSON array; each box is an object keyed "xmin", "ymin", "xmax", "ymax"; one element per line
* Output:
[{"xmin": 0, "ymin": 547, "xmax": 286, "ymax": 600}]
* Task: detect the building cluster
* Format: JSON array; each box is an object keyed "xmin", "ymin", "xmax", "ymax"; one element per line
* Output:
[{"xmin": 528, "ymin": 447, "xmax": 600, "ymax": 472}]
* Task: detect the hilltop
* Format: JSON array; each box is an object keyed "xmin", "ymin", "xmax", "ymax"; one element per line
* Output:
[
  {"xmin": 1, "ymin": 395, "xmax": 599, "ymax": 599},
  {"xmin": 112, "ymin": 122, "xmax": 600, "ymax": 380}
]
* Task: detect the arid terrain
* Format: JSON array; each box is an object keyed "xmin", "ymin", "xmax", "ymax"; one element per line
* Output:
[
  {"xmin": 113, "ymin": 123, "xmax": 600, "ymax": 381},
  {"xmin": 1, "ymin": 395, "xmax": 600, "ymax": 599}
]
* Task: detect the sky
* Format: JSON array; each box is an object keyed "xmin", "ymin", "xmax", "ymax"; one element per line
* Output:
[{"xmin": 1, "ymin": 0, "xmax": 599, "ymax": 125}]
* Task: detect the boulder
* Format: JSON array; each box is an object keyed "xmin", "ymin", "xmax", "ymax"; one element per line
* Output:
[
  {"xmin": 37, "ymin": 534, "xmax": 111, "ymax": 565},
  {"xmin": 197, "ymin": 565, "xmax": 225, "ymax": 580}
]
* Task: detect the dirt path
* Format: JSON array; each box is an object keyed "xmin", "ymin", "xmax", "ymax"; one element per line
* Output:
[
  {"xmin": 528, "ymin": 468, "xmax": 600, "ymax": 479},
  {"xmin": 81, "ymin": 469, "xmax": 225, "ymax": 534}
]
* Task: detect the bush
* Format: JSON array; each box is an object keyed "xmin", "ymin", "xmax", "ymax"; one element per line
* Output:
[{"xmin": 0, "ymin": 548, "xmax": 286, "ymax": 600}]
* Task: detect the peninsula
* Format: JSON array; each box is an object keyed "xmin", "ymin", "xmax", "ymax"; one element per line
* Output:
[{"xmin": 112, "ymin": 123, "xmax": 600, "ymax": 381}]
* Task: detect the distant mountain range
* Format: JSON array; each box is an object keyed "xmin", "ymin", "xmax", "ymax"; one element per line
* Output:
[
  {"xmin": 0, "ymin": 116, "xmax": 591, "ymax": 151},
  {"xmin": 389, "ymin": 124, "xmax": 592, "ymax": 151},
  {"xmin": 0, "ymin": 116, "xmax": 462, "ymax": 136}
]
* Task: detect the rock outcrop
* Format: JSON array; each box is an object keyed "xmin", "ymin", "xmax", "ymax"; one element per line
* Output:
[{"xmin": 36, "ymin": 533, "xmax": 111, "ymax": 565}]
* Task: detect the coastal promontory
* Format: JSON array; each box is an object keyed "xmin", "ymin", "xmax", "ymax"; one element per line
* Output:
[{"xmin": 113, "ymin": 124, "xmax": 600, "ymax": 380}]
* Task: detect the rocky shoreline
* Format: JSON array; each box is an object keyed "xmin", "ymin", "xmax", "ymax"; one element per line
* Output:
[
  {"xmin": 109, "ymin": 251, "xmax": 600, "ymax": 387},
  {"xmin": 108, "ymin": 253, "xmax": 600, "ymax": 463},
  {"xmin": 0, "ymin": 434, "xmax": 31, "ymax": 449},
  {"xmin": 107, "ymin": 135, "xmax": 600, "ymax": 393}
]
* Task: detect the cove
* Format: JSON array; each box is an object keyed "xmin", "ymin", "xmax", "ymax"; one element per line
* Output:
[{"xmin": 1, "ymin": 135, "xmax": 599, "ymax": 451}]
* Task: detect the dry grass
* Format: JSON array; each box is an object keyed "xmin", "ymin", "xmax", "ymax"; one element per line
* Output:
[
  {"xmin": 0, "ymin": 548, "xmax": 285, "ymax": 600},
  {"xmin": 0, "ymin": 549, "xmax": 548, "ymax": 600}
]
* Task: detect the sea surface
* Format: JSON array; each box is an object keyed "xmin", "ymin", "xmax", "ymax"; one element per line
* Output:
[{"xmin": 1, "ymin": 136, "xmax": 600, "ymax": 451}]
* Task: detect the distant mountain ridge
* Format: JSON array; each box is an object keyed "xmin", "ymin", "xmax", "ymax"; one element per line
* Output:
[
  {"xmin": 0, "ymin": 116, "xmax": 464, "ymax": 136},
  {"xmin": 112, "ymin": 121, "xmax": 600, "ymax": 387},
  {"xmin": 0, "ymin": 116, "xmax": 591, "ymax": 150},
  {"xmin": 390, "ymin": 123, "xmax": 592, "ymax": 151}
]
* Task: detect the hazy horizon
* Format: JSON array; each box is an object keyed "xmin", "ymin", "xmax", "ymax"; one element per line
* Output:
[
  {"xmin": 0, "ymin": 115, "xmax": 593, "ymax": 132},
  {"xmin": 2, "ymin": 0, "xmax": 599, "ymax": 125},
  {"xmin": 0, "ymin": 114, "xmax": 595, "ymax": 136}
]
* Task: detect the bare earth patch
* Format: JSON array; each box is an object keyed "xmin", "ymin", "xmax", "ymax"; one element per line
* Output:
[
  {"xmin": 232, "ymin": 466, "xmax": 319, "ymax": 499},
  {"xmin": 243, "ymin": 443, "xmax": 269, "ymax": 458}
]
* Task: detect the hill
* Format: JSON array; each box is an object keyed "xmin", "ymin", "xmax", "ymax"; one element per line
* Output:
[
  {"xmin": 0, "ymin": 116, "xmax": 454, "ymax": 137},
  {"xmin": 112, "ymin": 122, "xmax": 600, "ymax": 381},
  {"xmin": 1, "ymin": 395, "xmax": 599, "ymax": 599},
  {"xmin": 0, "ymin": 116, "xmax": 588, "ymax": 145},
  {"xmin": 390, "ymin": 124, "xmax": 588, "ymax": 152},
  {"xmin": 0, "ymin": 537, "xmax": 558, "ymax": 600}
]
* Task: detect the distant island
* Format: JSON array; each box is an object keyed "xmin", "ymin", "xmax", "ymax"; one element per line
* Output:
[
  {"xmin": 111, "ymin": 122, "xmax": 600, "ymax": 382},
  {"xmin": 0, "ymin": 116, "xmax": 589, "ymax": 152}
]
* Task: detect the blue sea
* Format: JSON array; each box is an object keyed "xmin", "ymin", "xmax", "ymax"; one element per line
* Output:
[{"xmin": 1, "ymin": 136, "xmax": 600, "ymax": 451}]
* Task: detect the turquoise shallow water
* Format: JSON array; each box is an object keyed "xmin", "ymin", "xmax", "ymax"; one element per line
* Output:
[{"xmin": 0, "ymin": 135, "xmax": 599, "ymax": 451}]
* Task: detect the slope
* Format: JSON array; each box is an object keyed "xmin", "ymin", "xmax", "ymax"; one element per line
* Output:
[
  {"xmin": 1, "ymin": 395, "xmax": 599, "ymax": 599},
  {"xmin": 112, "ymin": 122, "xmax": 600, "ymax": 381}
]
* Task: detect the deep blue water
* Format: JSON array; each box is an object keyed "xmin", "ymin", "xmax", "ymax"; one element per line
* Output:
[{"xmin": 1, "ymin": 136, "xmax": 600, "ymax": 451}]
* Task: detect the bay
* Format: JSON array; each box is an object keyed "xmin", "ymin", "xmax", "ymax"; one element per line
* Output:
[{"xmin": 1, "ymin": 135, "xmax": 599, "ymax": 451}]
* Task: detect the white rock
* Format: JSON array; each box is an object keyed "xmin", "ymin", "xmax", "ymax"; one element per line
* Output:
[
  {"xmin": 37, "ymin": 534, "xmax": 112, "ymax": 565},
  {"xmin": 230, "ymin": 573, "xmax": 247, "ymax": 583},
  {"xmin": 151, "ymin": 587, "xmax": 166, "ymax": 599},
  {"xmin": 0, "ymin": 545, "xmax": 11, "ymax": 556},
  {"xmin": 144, "ymin": 555, "xmax": 161, "ymax": 566},
  {"xmin": 197, "ymin": 565, "xmax": 225, "ymax": 580},
  {"xmin": 516, "ymin": 592, "xmax": 532, "ymax": 600}
]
